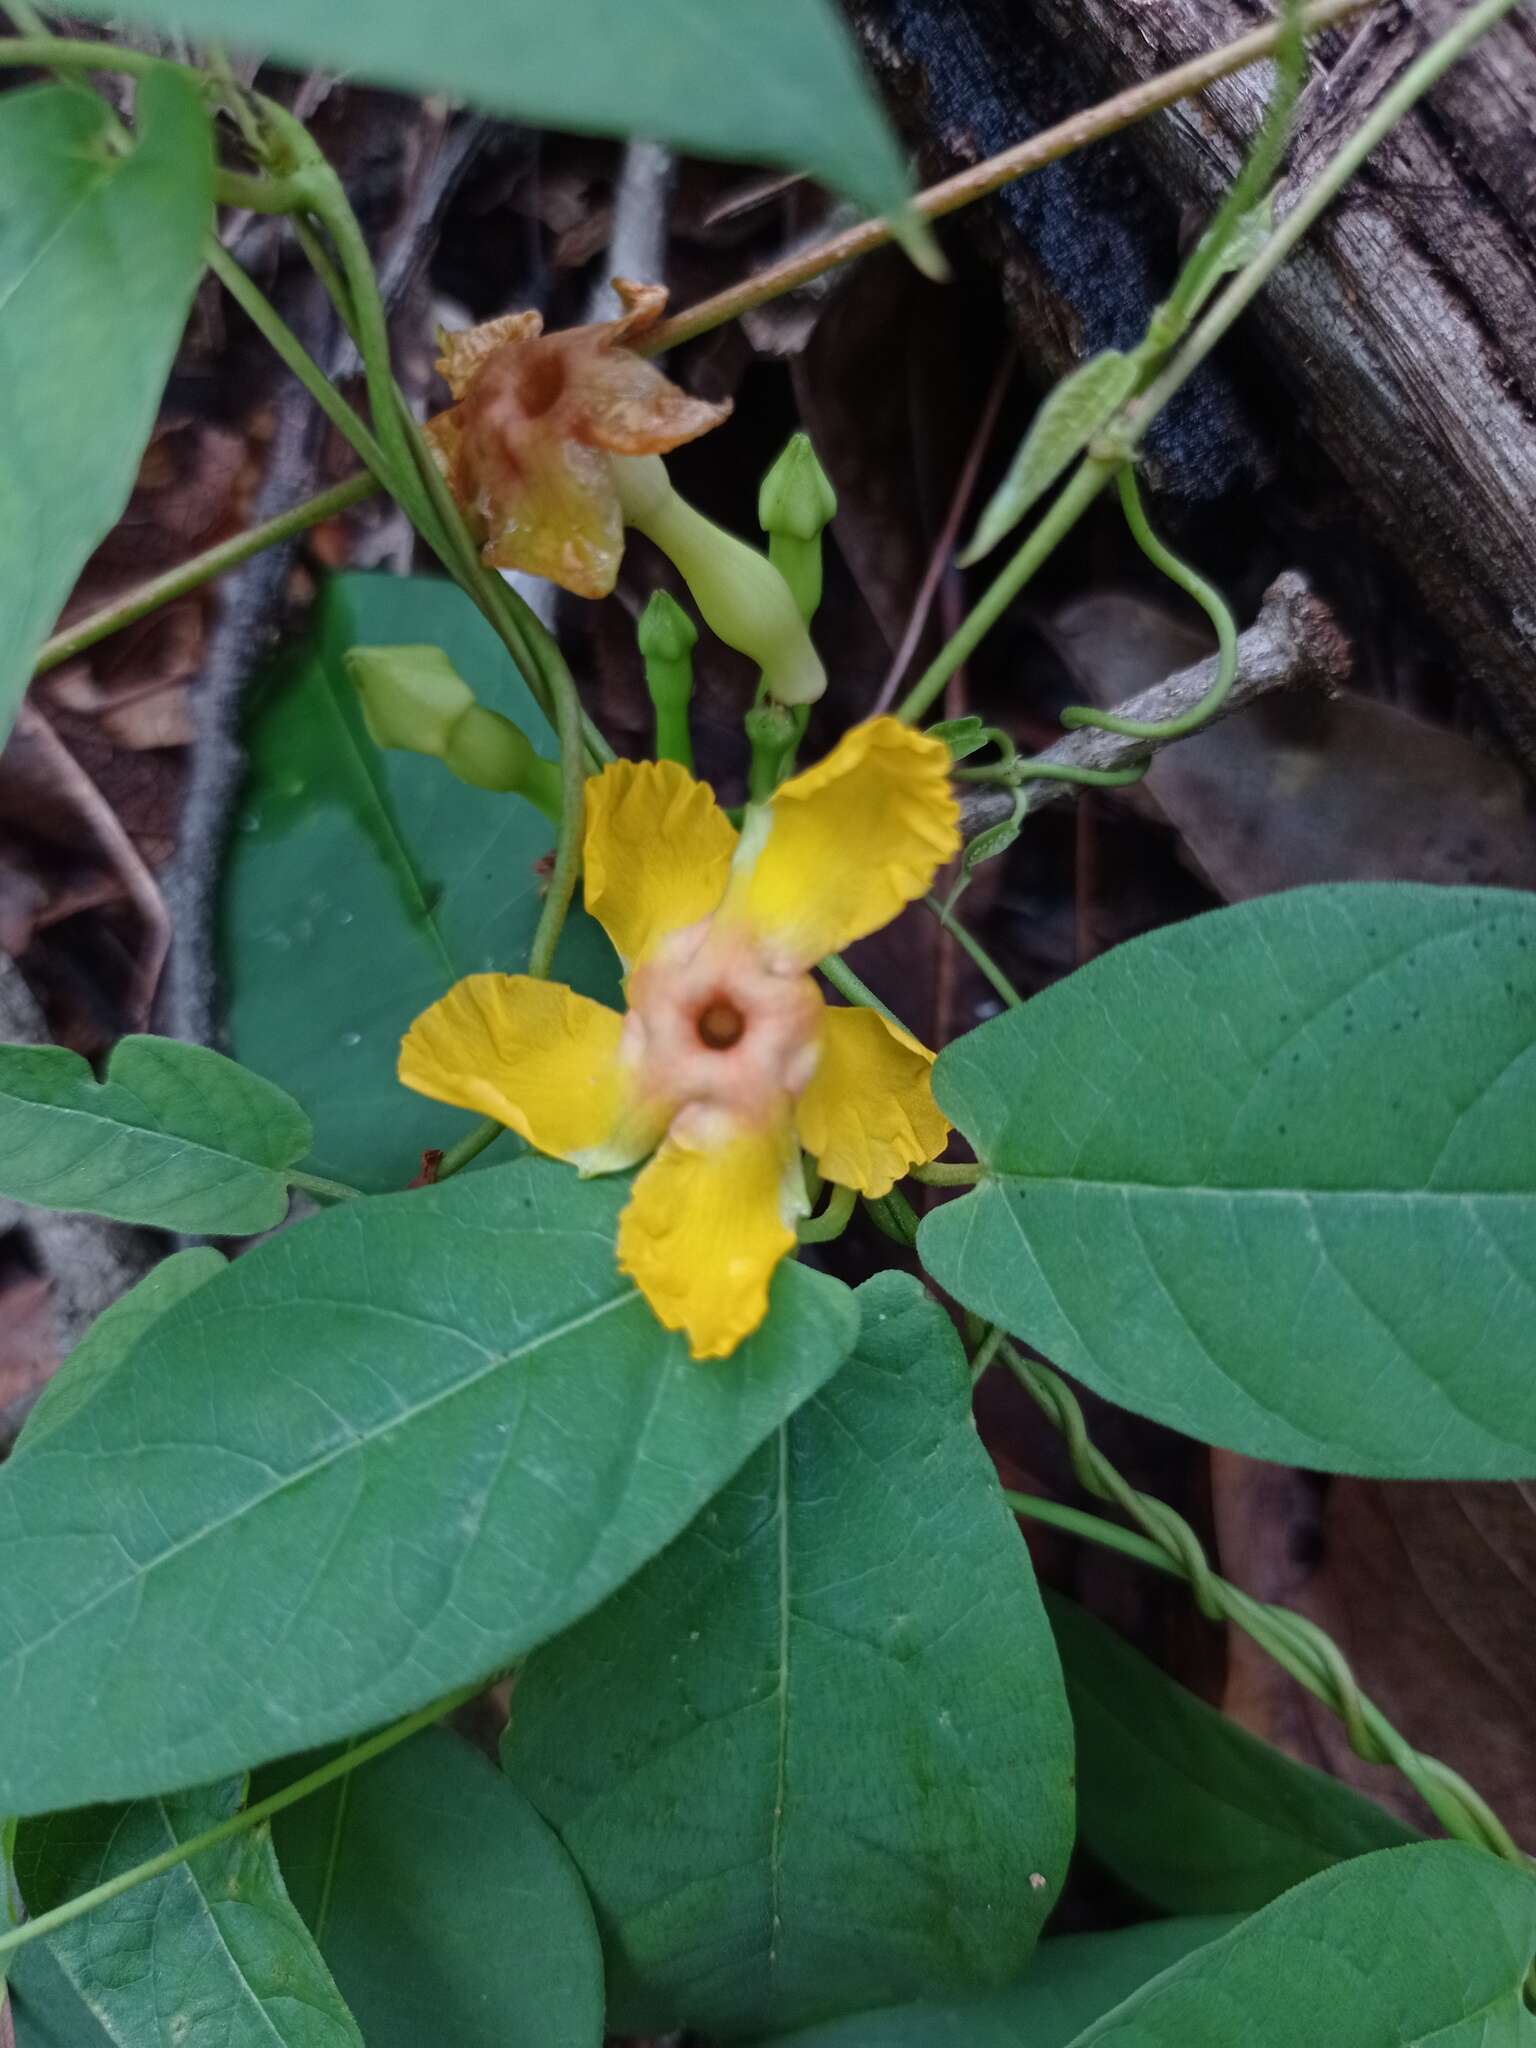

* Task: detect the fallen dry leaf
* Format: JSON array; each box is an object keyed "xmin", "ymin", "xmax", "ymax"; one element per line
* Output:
[{"xmin": 1212, "ymin": 1452, "xmax": 1536, "ymax": 1844}]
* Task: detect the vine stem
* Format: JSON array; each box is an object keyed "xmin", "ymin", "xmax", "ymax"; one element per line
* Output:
[
  {"xmin": 998, "ymin": 1341, "xmax": 1528, "ymax": 1866},
  {"xmin": 797, "ymin": 1181, "xmax": 857, "ymax": 1244},
  {"xmin": 923, "ymin": 893, "xmax": 1024, "ymax": 1009},
  {"xmin": 636, "ymin": 0, "xmax": 1375, "ymax": 356},
  {"xmin": 287, "ymin": 1168, "xmax": 362, "ymax": 1205},
  {"xmin": 1125, "ymin": 0, "xmax": 1525, "ymax": 439},
  {"xmin": 0, "ymin": 1677, "xmax": 487, "ymax": 1965},
  {"xmin": 34, "ymin": 475, "xmax": 379, "ymax": 674},
  {"xmin": 895, "ymin": 458, "xmax": 1117, "ymax": 725}
]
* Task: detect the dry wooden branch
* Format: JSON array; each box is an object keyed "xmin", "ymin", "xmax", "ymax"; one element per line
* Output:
[{"xmin": 960, "ymin": 570, "xmax": 1351, "ymax": 833}]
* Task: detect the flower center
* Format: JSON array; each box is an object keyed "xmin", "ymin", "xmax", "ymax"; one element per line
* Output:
[
  {"xmin": 516, "ymin": 346, "xmax": 568, "ymax": 418},
  {"xmin": 696, "ymin": 997, "xmax": 746, "ymax": 1050}
]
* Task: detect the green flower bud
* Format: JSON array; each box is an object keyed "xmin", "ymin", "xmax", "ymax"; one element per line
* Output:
[
  {"xmin": 343, "ymin": 643, "xmax": 561, "ymax": 822},
  {"xmin": 613, "ymin": 455, "xmax": 826, "ymax": 706},
  {"xmin": 744, "ymin": 699, "xmax": 797, "ymax": 801},
  {"xmin": 758, "ymin": 432, "xmax": 837, "ymax": 542},
  {"xmin": 637, "ymin": 587, "xmax": 698, "ymax": 668},
  {"xmin": 758, "ymin": 432, "xmax": 836, "ymax": 624},
  {"xmin": 637, "ymin": 591, "xmax": 698, "ymax": 771}
]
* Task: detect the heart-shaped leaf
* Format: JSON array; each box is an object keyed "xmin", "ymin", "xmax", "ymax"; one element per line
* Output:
[
  {"xmin": 0, "ymin": 74, "xmax": 211, "ymax": 745},
  {"xmin": 0, "ymin": 1160, "xmax": 858, "ymax": 1816},
  {"xmin": 503, "ymin": 1273, "xmax": 1074, "ymax": 2040},
  {"xmin": 66, "ymin": 0, "xmax": 917, "ymax": 270},
  {"xmin": 921, "ymin": 885, "xmax": 1536, "ymax": 1477}
]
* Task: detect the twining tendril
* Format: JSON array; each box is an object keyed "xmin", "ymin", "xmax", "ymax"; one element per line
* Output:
[
  {"xmin": 1058, "ymin": 467, "xmax": 1238, "ymax": 741},
  {"xmin": 997, "ymin": 1339, "xmax": 1529, "ymax": 1869}
]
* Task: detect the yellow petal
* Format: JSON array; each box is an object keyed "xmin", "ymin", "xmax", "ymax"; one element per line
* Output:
[
  {"xmin": 733, "ymin": 717, "xmax": 960, "ymax": 967},
  {"xmin": 617, "ymin": 1107, "xmax": 808, "ymax": 1359},
  {"xmin": 584, "ymin": 758, "xmax": 738, "ymax": 971},
  {"xmin": 795, "ymin": 1005, "xmax": 950, "ymax": 1197},
  {"xmin": 398, "ymin": 974, "xmax": 667, "ymax": 1173}
]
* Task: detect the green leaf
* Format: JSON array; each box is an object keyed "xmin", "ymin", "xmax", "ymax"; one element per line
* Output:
[
  {"xmin": 8, "ymin": 1941, "xmax": 110, "ymax": 2048},
  {"xmin": 70, "ymin": 0, "xmax": 913, "ymax": 249},
  {"xmin": 919, "ymin": 884, "xmax": 1536, "ymax": 1477},
  {"xmin": 501, "ymin": 1272, "xmax": 1074, "ymax": 2041},
  {"xmin": 15, "ymin": 1249, "xmax": 225, "ymax": 1450},
  {"xmin": 1060, "ymin": 1844, "xmax": 1536, "ymax": 2046},
  {"xmin": 960, "ymin": 351, "xmax": 1139, "ymax": 564},
  {"xmin": 1045, "ymin": 1591, "xmax": 1414, "ymax": 1914},
  {"xmin": 0, "ymin": 75, "xmax": 211, "ymax": 747},
  {"xmin": 256, "ymin": 1728, "xmax": 603, "ymax": 2048},
  {"xmin": 10, "ymin": 1779, "xmax": 362, "ymax": 2047},
  {"xmin": 0, "ymin": 1035, "xmax": 313, "ymax": 1233},
  {"xmin": 0, "ymin": 1159, "xmax": 858, "ymax": 1817},
  {"xmin": 757, "ymin": 1918, "xmax": 1242, "ymax": 2048},
  {"xmin": 222, "ymin": 572, "xmax": 620, "ymax": 1191}
]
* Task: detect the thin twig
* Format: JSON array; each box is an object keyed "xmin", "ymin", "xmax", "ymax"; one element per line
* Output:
[
  {"xmin": 638, "ymin": 0, "xmax": 1376, "ymax": 357},
  {"xmin": 959, "ymin": 572, "xmax": 1350, "ymax": 839},
  {"xmin": 16, "ymin": 704, "xmax": 170, "ymax": 1031},
  {"xmin": 871, "ymin": 349, "xmax": 1015, "ymax": 716}
]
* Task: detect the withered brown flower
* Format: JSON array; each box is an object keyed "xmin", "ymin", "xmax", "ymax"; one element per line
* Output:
[{"xmin": 425, "ymin": 282, "xmax": 731, "ymax": 599}]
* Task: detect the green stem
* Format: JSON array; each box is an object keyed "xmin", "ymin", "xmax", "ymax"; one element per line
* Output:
[
  {"xmin": 969, "ymin": 1322, "xmax": 1008, "ymax": 1384},
  {"xmin": 204, "ymin": 240, "xmax": 391, "ymax": 481},
  {"xmin": 818, "ymin": 955, "xmax": 906, "ymax": 1031},
  {"xmin": 999, "ymin": 1340, "xmax": 1527, "ymax": 1865},
  {"xmin": 797, "ymin": 1181, "xmax": 857, "ymax": 1243},
  {"xmin": 287, "ymin": 1168, "xmax": 362, "ymax": 1204},
  {"xmin": 214, "ymin": 167, "xmax": 321, "ymax": 214},
  {"xmin": 1004, "ymin": 1489, "xmax": 1179, "ymax": 1574},
  {"xmin": 1159, "ymin": 0, "xmax": 1305, "ymax": 327},
  {"xmin": 907, "ymin": 1160, "xmax": 983, "ymax": 1187},
  {"xmin": 923, "ymin": 893, "xmax": 1024, "ymax": 1009},
  {"xmin": 896, "ymin": 458, "xmax": 1117, "ymax": 725},
  {"xmin": 433, "ymin": 1117, "xmax": 504, "ymax": 1182},
  {"xmin": 1128, "ymin": 0, "xmax": 1524, "ymax": 441},
  {"xmin": 526, "ymin": 665, "xmax": 587, "ymax": 982},
  {"xmin": 862, "ymin": 1187, "xmax": 920, "ymax": 1247},
  {"xmin": 0, "ymin": 1677, "xmax": 487, "ymax": 1965},
  {"xmin": 35, "ymin": 475, "xmax": 379, "ymax": 676},
  {"xmin": 0, "ymin": 33, "xmax": 198, "ymax": 80}
]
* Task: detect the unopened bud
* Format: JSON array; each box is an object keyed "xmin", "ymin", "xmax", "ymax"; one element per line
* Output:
[
  {"xmin": 638, "ymin": 591, "xmax": 698, "ymax": 770},
  {"xmin": 759, "ymin": 433, "xmax": 836, "ymax": 623},
  {"xmin": 344, "ymin": 644, "xmax": 561, "ymax": 821},
  {"xmin": 613, "ymin": 454, "xmax": 826, "ymax": 706}
]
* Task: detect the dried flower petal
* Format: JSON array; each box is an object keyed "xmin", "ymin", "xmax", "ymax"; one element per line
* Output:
[{"xmin": 425, "ymin": 281, "xmax": 730, "ymax": 598}]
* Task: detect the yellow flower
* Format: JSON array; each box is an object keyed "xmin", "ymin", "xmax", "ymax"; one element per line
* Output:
[
  {"xmin": 399, "ymin": 717, "xmax": 961, "ymax": 1359},
  {"xmin": 424, "ymin": 280, "xmax": 731, "ymax": 599}
]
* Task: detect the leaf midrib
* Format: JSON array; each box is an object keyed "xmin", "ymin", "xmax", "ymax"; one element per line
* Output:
[
  {"xmin": 983, "ymin": 1173, "xmax": 1534, "ymax": 1205},
  {"xmin": 4, "ymin": 1286, "xmax": 637, "ymax": 1694},
  {"xmin": 0, "ymin": 1083, "xmax": 286, "ymax": 1197}
]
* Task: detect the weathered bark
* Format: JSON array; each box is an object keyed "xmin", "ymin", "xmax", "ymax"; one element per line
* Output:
[{"xmin": 854, "ymin": 0, "xmax": 1536, "ymax": 769}]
